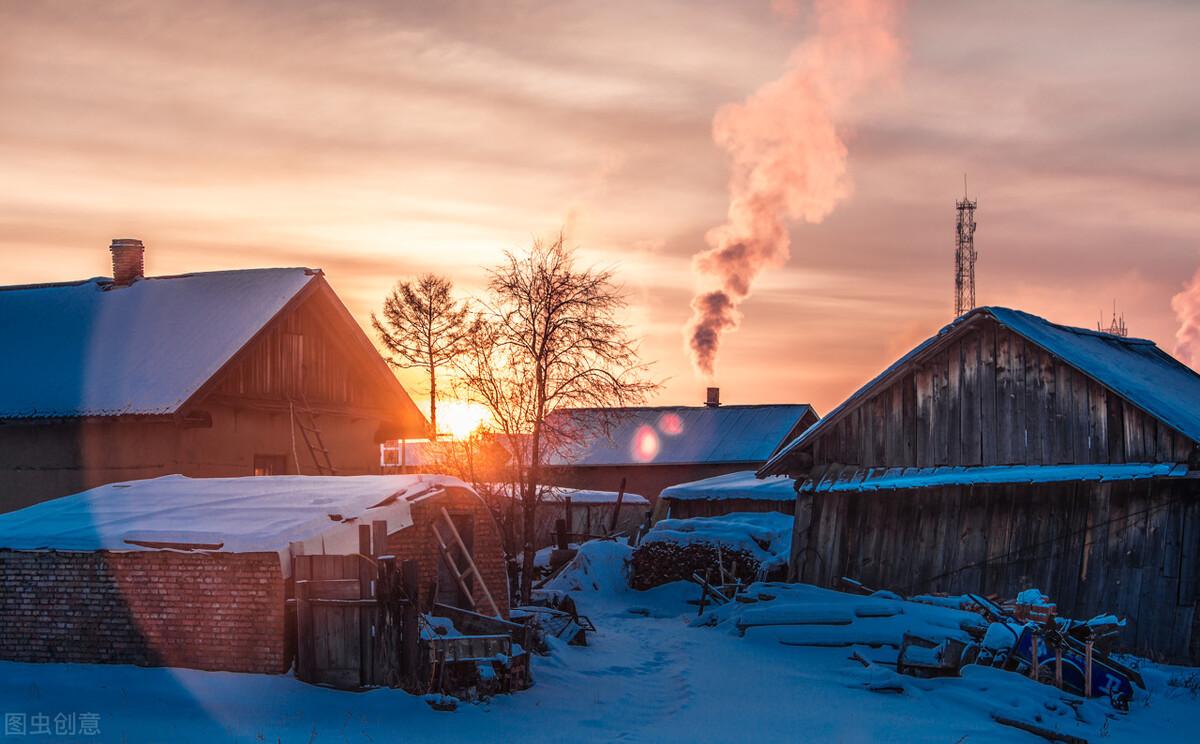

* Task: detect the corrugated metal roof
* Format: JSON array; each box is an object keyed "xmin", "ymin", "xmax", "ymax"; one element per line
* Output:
[
  {"xmin": 761, "ymin": 306, "xmax": 1200, "ymax": 475},
  {"xmin": 0, "ymin": 268, "xmax": 316, "ymax": 418},
  {"xmin": 545, "ymin": 404, "xmax": 815, "ymax": 467}
]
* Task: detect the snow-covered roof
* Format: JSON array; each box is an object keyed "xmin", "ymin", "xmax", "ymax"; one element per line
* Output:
[
  {"xmin": 763, "ymin": 306, "xmax": 1200, "ymax": 475},
  {"xmin": 545, "ymin": 404, "xmax": 816, "ymax": 467},
  {"xmin": 660, "ymin": 470, "xmax": 796, "ymax": 502},
  {"xmin": 797, "ymin": 463, "xmax": 1187, "ymax": 493},
  {"xmin": 0, "ymin": 268, "xmax": 317, "ymax": 418},
  {"xmin": 492, "ymin": 483, "xmax": 649, "ymax": 505},
  {"xmin": 0, "ymin": 474, "xmax": 470, "ymax": 570}
]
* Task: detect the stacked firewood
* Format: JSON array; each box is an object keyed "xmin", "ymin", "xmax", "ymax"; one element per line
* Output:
[{"xmin": 630, "ymin": 541, "xmax": 760, "ymax": 590}]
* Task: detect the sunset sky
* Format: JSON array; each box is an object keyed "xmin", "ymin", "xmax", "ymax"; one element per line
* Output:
[{"xmin": 3, "ymin": 0, "xmax": 1199, "ymax": 417}]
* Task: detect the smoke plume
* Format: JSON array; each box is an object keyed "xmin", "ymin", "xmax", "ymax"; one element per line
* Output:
[
  {"xmin": 1171, "ymin": 268, "xmax": 1200, "ymax": 369},
  {"xmin": 685, "ymin": 0, "xmax": 903, "ymax": 377}
]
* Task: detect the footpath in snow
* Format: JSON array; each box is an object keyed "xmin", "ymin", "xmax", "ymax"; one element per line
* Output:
[{"xmin": 2, "ymin": 540, "xmax": 1199, "ymax": 742}]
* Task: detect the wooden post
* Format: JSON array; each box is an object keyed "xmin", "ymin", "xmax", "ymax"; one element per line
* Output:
[
  {"xmin": 564, "ymin": 496, "xmax": 573, "ymax": 541},
  {"xmin": 610, "ymin": 477, "xmax": 627, "ymax": 534},
  {"xmin": 401, "ymin": 559, "xmax": 420, "ymax": 690},
  {"xmin": 371, "ymin": 520, "xmax": 388, "ymax": 558},
  {"xmin": 1029, "ymin": 635, "xmax": 1040, "ymax": 681},
  {"xmin": 1054, "ymin": 648, "xmax": 1063, "ymax": 690},
  {"xmin": 296, "ymin": 580, "xmax": 313, "ymax": 682},
  {"xmin": 1084, "ymin": 641, "xmax": 1094, "ymax": 697},
  {"xmin": 555, "ymin": 519, "xmax": 569, "ymax": 550},
  {"xmin": 358, "ymin": 525, "xmax": 373, "ymax": 686}
]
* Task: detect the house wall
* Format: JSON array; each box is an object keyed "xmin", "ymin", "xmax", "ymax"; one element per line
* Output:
[
  {"xmin": 542, "ymin": 463, "xmax": 758, "ymax": 505},
  {"xmin": 808, "ymin": 318, "xmax": 1196, "ymax": 470},
  {"xmin": 0, "ymin": 402, "xmax": 389, "ymax": 513},
  {"xmin": 794, "ymin": 478, "xmax": 1200, "ymax": 663},
  {"xmin": 0, "ymin": 550, "xmax": 286, "ymax": 673},
  {"xmin": 384, "ymin": 487, "xmax": 510, "ymax": 617}
]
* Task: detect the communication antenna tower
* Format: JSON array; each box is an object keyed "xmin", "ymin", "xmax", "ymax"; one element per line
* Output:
[
  {"xmin": 1099, "ymin": 301, "xmax": 1128, "ymax": 337},
  {"xmin": 954, "ymin": 175, "xmax": 978, "ymax": 317}
]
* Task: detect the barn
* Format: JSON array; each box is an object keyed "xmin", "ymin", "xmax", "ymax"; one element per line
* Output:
[
  {"xmin": 760, "ymin": 306, "xmax": 1200, "ymax": 662},
  {"xmin": 657, "ymin": 470, "xmax": 796, "ymax": 520},
  {"xmin": 542, "ymin": 391, "xmax": 817, "ymax": 504},
  {"xmin": 0, "ymin": 238, "xmax": 427, "ymax": 513},
  {"xmin": 0, "ymin": 474, "xmax": 508, "ymax": 676}
]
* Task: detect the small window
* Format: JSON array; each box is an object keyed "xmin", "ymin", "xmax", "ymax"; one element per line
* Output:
[{"xmin": 253, "ymin": 454, "xmax": 288, "ymax": 476}]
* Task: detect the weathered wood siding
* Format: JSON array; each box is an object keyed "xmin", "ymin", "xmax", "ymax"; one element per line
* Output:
[
  {"xmin": 796, "ymin": 478, "xmax": 1200, "ymax": 662},
  {"xmin": 809, "ymin": 318, "xmax": 1195, "ymax": 469},
  {"xmin": 212, "ymin": 290, "xmax": 390, "ymax": 409}
]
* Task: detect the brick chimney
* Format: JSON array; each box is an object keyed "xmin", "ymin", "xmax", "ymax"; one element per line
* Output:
[
  {"xmin": 705, "ymin": 387, "xmax": 720, "ymax": 407},
  {"xmin": 110, "ymin": 238, "xmax": 144, "ymax": 286}
]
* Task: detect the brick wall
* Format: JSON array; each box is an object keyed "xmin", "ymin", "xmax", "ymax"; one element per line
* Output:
[
  {"xmin": 386, "ymin": 487, "xmax": 510, "ymax": 617},
  {"xmin": 0, "ymin": 550, "xmax": 287, "ymax": 673}
]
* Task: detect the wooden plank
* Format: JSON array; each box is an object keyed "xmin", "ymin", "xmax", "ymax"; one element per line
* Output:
[
  {"xmin": 299, "ymin": 579, "xmax": 361, "ymax": 600},
  {"xmin": 915, "ymin": 366, "xmax": 932, "ymax": 467},
  {"xmin": 1024, "ymin": 345, "xmax": 1044, "ymax": 465},
  {"xmin": 1107, "ymin": 392, "xmax": 1126, "ymax": 464},
  {"xmin": 947, "ymin": 341, "xmax": 963, "ymax": 466},
  {"xmin": 1053, "ymin": 361, "xmax": 1073, "ymax": 464},
  {"xmin": 296, "ymin": 580, "xmax": 314, "ymax": 682},
  {"xmin": 886, "ymin": 384, "xmax": 904, "ymax": 467},
  {"xmin": 931, "ymin": 352, "xmax": 951, "ymax": 466},
  {"xmin": 1010, "ymin": 338, "xmax": 1027, "ymax": 463},
  {"xmin": 1124, "ymin": 402, "xmax": 1145, "ymax": 461},
  {"xmin": 980, "ymin": 322, "xmax": 998, "ymax": 466},
  {"xmin": 961, "ymin": 332, "xmax": 982, "ymax": 467},
  {"xmin": 1088, "ymin": 382, "xmax": 1108, "ymax": 464},
  {"xmin": 996, "ymin": 330, "xmax": 1016, "ymax": 464},
  {"xmin": 1072, "ymin": 371, "xmax": 1091, "ymax": 464}
]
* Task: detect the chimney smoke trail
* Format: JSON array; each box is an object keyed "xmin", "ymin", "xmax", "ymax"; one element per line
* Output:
[{"xmin": 685, "ymin": 0, "xmax": 903, "ymax": 378}]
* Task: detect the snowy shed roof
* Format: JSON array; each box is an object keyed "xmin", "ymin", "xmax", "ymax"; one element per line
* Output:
[
  {"xmin": 491, "ymin": 483, "xmax": 649, "ymax": 505},
  {"xmin": 660, "ymin": 470, "xmax": 796, "ymax": 502},
  {"xmin": 798, "ymin": 463, "xmax": 1188, "ymax": 493},
  {"xmin": 762, "ymin": 307, "xmax": 1200, "ymax": 475},
  {"xmin": 545, "ymin": 404, "xmax": 817, "ymax": 467},
  {"xmin": 0, "ymin": 474, "xmax": 470, "ymax": 571},
  {"xmin": 0, "ymin": 268, "xmax": 317, "ymax": 418}
]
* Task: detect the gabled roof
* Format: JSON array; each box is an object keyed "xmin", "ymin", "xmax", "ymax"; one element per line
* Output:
[
  {"xmin": 545, "ymin": 404, "xmax": 817, "ymax": 467},
  {"xmin": 0, "ymin": 268, "xmax": 318, "ymax": 418},
  {"xmin": 761, "ymin": 306, "xmax": 1200, "ymax": 476}
]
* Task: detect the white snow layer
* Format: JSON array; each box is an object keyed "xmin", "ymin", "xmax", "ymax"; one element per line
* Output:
[
  {"xmin": 493, "ymin": 483, "xmax": 650, "ymax": 505},
  {"xmin": 642, "ymin": 512, "xmax": 794, "ymax": 569},
  {"xmin": 660, "ymin": 470, "xmax": 795, "ymax": 502},
  {"xmin": 0, "ymin": 474, "xmax": 468, "ymax": 569},
  {"xmin": 800, "ymin": 462, "xmax": 1187, "ymax": 493},
  {"xmin": 0, "ymin": 268, "xmax": 315, "ymax": 417}
]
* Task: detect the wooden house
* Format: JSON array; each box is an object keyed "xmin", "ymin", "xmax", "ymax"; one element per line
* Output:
[
  {"xmin": 760, "ymin": 306, "xmax": 1200, "ymax": 662},
  {"xmin": 0, "ymin": 474, "xmax": 508, "ymax": 677},
  {"xmin": 542, "ymin": 392, "xmax": 817, "ymax": 504},
  {"xmin": 0, "ymin": 238, "xmax": 427, "ymax": 513}
]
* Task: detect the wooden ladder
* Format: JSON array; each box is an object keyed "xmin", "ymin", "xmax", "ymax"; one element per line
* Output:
[
  {"xmin": 431, "ymin": 507, "xmax": 500, "ymax": 617},
  {"xmin": 289, "ymin": 394, "xmax": 337, "ymax": 476}
]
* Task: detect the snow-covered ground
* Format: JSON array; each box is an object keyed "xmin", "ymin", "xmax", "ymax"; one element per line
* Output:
[{"xmin": 2, "ymin": 541, "xmax": 1198, "ymax": 742}]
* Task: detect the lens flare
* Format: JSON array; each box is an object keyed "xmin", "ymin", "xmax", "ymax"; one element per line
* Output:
[{"xmin": 631, "ymin": 424, "xmax": 660, "ymax": 462}]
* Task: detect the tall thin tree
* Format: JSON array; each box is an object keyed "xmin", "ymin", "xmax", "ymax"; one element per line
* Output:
[
  {"xmin": 455, "ymin": 234, "xmax": 658, "ymax": 601},
  {"xmin": 372, "ymin": 273, "xmax": 472, "ymax": 439}
]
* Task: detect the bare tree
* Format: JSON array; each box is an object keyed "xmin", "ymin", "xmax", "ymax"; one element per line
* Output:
[
  {"xmin": 371, "ymin": 273, "xmax": 472, "ymax": 439},
  {"xmin": 455, "ymin": 234, "xmax": 658, "ymax": 602}
]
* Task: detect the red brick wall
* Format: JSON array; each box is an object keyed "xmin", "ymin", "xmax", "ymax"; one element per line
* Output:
[
  {"xmin": 386, "ymin": 487, "xmax": 510, "ymax": 617},
  {"xmin": 0, "ymin": 550, "xmax": 287, "ymax": 673}
]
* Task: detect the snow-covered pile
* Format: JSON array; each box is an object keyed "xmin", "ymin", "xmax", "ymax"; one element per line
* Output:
[
  {"xmin": 642, "ymin": 512, "xmax": 793, "ymax": 569},
  {"xmin": 660, "ymin": 470, "xmax": 795, "ymax": 502},
  {"xmin": 542, "ymin": 540, "xmax": 634, "ymax": 594},
  {"xmin": 0, "ymin": 474, "xmax": 467, "ymax": 572}
]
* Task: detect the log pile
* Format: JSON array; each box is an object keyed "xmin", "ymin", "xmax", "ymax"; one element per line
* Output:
[{"xmin": 630, "ymin": 541, "xmax": 759, "ymax": 590}]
